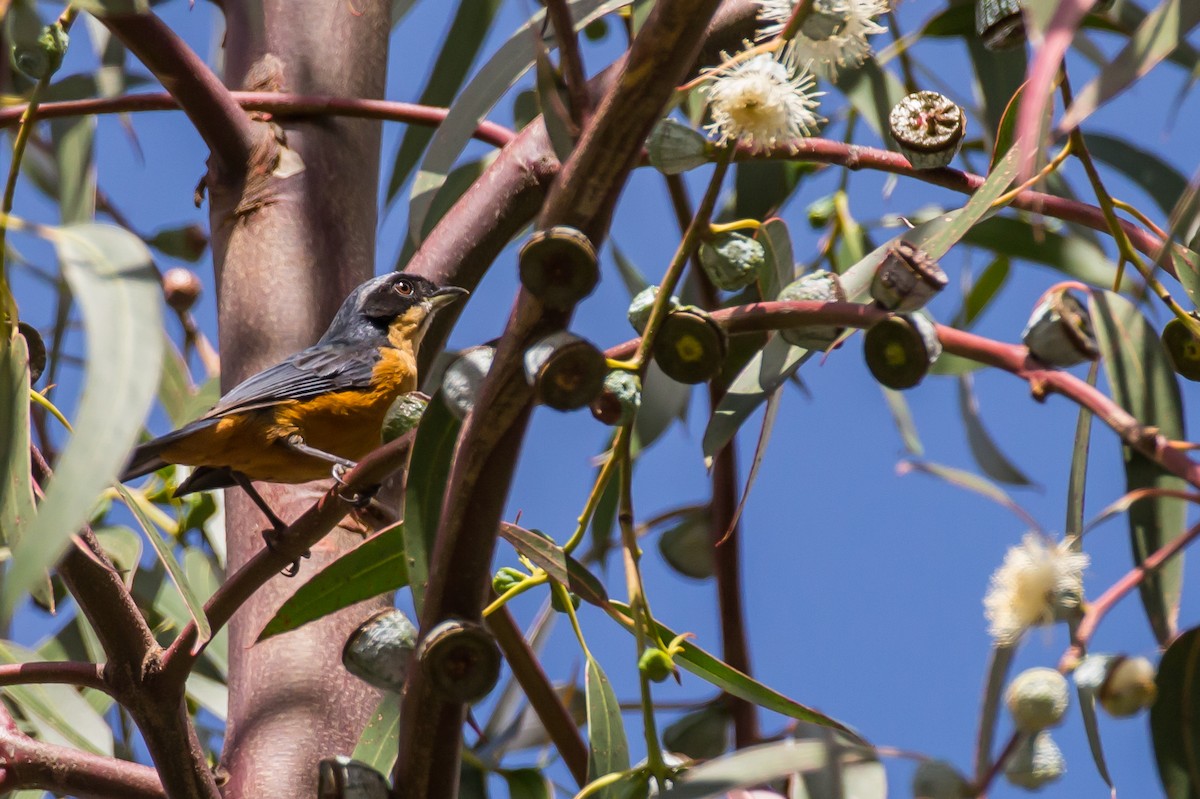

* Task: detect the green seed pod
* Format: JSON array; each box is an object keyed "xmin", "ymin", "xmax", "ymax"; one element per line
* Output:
[
  {"xmin": 341, "ymin": 608, "xmax": 418, "ymax": 693},
  {"xmin": 491, "ymin": 566, "xmax": 526, "ymax": 596},
  {"xmin": 417, "ymin": 618, "xmax": 502, "ymax": 703},
  {"xmin": 318, "ymin": 756, "xmax": 390, "ymax": 799},
  {"xmin": 647, "ymin": 117, "xmax": 711, "ymax": 175},
  {"xmin": 380, "ymin": 392, "xmax": 428, "ymax": 443},
  {"xmin": 976, "ymin": 0, "xmax": 1026, "ymax": 51},
  {"xmin": 653, "ymin": 307, "xmax": 728, "ymax": 384},
  {"xmin": 863, "ymin": 312, "xmax": 942, "ymax": 390},
  {"xmin": 699, "ymin": 232, "xmax": 765, "ymax": 291},
  {"xmin": 627, "ymin": 285, "xmax": 680, "ymax": 335},
  {"xmin": 638, "ymin": 647, "xmax": 675, "ymax": 683},
  {"xmin": 1097, "ymin": 655, "xmax": 1157, "ymax": 718},
  {"xmin": 1006, "ymin": 667, "xmax": 1069, "ymax": 732},
  {"xmin": 1004, "ymin": 731, "xmax": 1065, "ymax": 790},
  {"xmin": 912, "ymin": 760, "xmax": 970, "ymax": 799},
  {"xmin": 1162, "ymin": 315, "xmax": 1200, "ymax": 381},
  {"xmin": 806, "ymin": 195, "xmax": 837, "ymax": 228},
  {"xmin": 523, "ymin": 331, "xmax": 607, "ymax": 411},
  {"xmin": 518, "ymin": 226, "xmax": 599, "ymax": 310},
  {"xmin": 1022, "ymin": 288, "xmax": 1099, "ymax": 367},
  {"xmin": 777, "ymin": 270, "xmax": 847, "ymax": 350},
  {"xmin": 870, "ymin": 241, "xmax": 947, "ymax": 312},
  {"xmin": 442, "ymin": 346, "xmax": 495, "ymax": 420},
  {"xmin": 550, "ymin": 588, "xmax": 581, "ymax": 614},
  {"xmin": 590, "ymin": 370, "xmax": 642, "ymax": 426},
  {"xmin": 12, "ymin": 22, "xmax": 69, "ymax": 81},
  {"xmin": 889, "ymin": 91, "xmax": 966, "ymax": 170}
]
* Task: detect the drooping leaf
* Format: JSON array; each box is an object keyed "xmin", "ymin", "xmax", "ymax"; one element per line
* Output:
[
  {"xmin": 499, "ymin": 523, "xmax": 609, "ymax": 608},
  {"xmin": 50, "ymin": 116, "xmax": 96, "ymax": 225},
  {"xmin": 534, "ymin": 42, "xmax": 576, "ymax": 164},
  {"xmin": 1075, "ymin": 656, "xmax": 1115, "ymax": 790},
  {"xmin": 881, "ymin": 386, "xmax": 923, "ymax": 457},
  {"xmin": 1152, "ymin": 626, "xmax": 1200, "ymax": 799},
  {"xmin": 1060, "ymin": 0, "xmax": 1200, "ymax": 133},
  {"xmin": 1089, "ymin": 289, "xmax": 1186, "ymax": 644},
  {"xmin": 662, "ymin": 703, "xmax": 730, "ymax": 761},
  {"xmin": 657, "ymin": 507, "xmax": 714, "ymax": 580},
  {"xmin": 1085, "ymin": 132, "xmax": 1188, "ymax": 217},
  {"xmin": 715, "ymin": 386, "xmax": 781, "ymax": 539},
  {"xmin": 955, "ymin": 257, "xmax": 1010, "ymax": 329},
  {"xmin": 352, "ymin": 693, "xmax": 402, "ymax": 775},
  {"xmin": 1065, "ymin": 363, "xmax": 1099, "ymax": 538},
  {"xmin": 897, "ymin": 460, "xmax": 1040, "ymax": 531},
  {"xmin": 585, "ymin": 655, "xmax": 629, "ymax": 798},
  {"xmin": 973, "ymin": 644, "xmax": 1015, "ymax": 784},
  {"xmin": 404, "ymin": 394, "xmax": 461, "ymax": 615},
  {"xmin": 186, "ymin": 670, "xmax": 229, "ymax": 722},
  {"xmin": 731, "ymin": 161, "xmax": 811, "ymax": 223},
  {"xmin": 957, "ymin": 374, "xmax": 1034, "ymax": 486},
  {"xmin": 407, "ymin": 0, "xmax": 632, "ymax": 244},
  {"xmin": 658, "ymin": 739, "xmax": 869, "ymax": 799},
  {"xmin": 0, "ymin": 332, "xmax": 35, "ymax": 547},
  {"xmin": 607, "ymin": 602, "xmax": 857, "ymax": 737},
  {"xmin": 611, "ymin": 243, "xmax": 649, "ymax": 297},
  {"xmin": 386, "ymin": 0, "xmax": 504, "ymax": 201},
  {"xmin": 962, "ymin": 216, "xmax": 1129, "ymax": 289},
  {"xmin": 756, "ymin": 217, "xmax": 794, "ymax": 303},
  {"xmin": 4, "ymin": 224, "xmax": 162, "ymax": 617},
  {"xmin": 257, "ymin": 522, "xmax": 407, "ymax": 642}
]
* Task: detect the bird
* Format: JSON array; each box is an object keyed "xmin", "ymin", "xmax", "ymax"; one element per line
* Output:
[{"xmin": 121, "ymin": 272, "xmax": 467, "ymax": 571}]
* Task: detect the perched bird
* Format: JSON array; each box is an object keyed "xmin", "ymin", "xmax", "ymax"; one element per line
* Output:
[{"xmin": 122, "ymin": 272, "xmax": 466, "ymax": 559}]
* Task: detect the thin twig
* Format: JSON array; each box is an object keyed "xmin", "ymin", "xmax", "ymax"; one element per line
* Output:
[
  {"xmin": 545, "ymin": 0, "xmax": 590, "ymax": 124},
  {"xmin": 0, "ymin": 661, "xmax": 110, "ymax": 694}
]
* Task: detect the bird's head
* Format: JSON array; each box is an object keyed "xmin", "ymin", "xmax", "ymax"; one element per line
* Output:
[{"xmin": 321, "ymin": 273, "xmax": 468, "ymax": 348}]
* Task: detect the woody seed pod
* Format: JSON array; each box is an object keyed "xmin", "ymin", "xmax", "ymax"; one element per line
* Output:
[
  {"xmin": 1022, "ymin": 288, "xmax": 1099, "ymax": 367},
  {"xmin": 1162, "ymin": 315, "xmax": 1200, "ymax": 381},
  {"xmin": 976, "ymin": 0, "xmax": 1026, "ymax": 51},
  {"xmin": 653, "ymin": 307, "xmax": 728, "ymax": 384},
  {"xmin": 647, "ymin": 117, "xmax": 711, "ymax": 175},
  {"xmin": 863, "ymin": 312, "xmax": 942, "ymax": 390},
  {"xmin": 590, "ymin": 370, "xmax": 642, "ymax": 426},
  {"xmin": 870, "ymin": 241, "xmax": 947, "ymax": 311},
  {"xmin": 442, "ymin": 345, "xmax": 495, "ymax": 420},
  {"xmin": 518, "ymin": 226, "xmax": 599, "ymax": 309},
  {"xmin": 162, "ymin": 268, "xmax": 203, "ymax": 314},
  {"xmin": 417, "ymin": 618, "xmax": 502, "ymax": 703},
  {"xmin": 341, "ymin": 608, "xmax": 418, "ymax": 693},
  {"xmin": 698, "ymin": 231, "xmax": 765, "ymax": 291},
  {"xmin": 523, "ymin": 331, "xmax": 607, "ymax": 411},
  {"xmin": 777, "ymin": 270, "xmax": 847, "ymax": 349},
  {"xmin": 889, "ymin": 91, "xmax": 966, "ymax": 170},
  {"xmin": 317, "ymin": 756, "xmax": 390, "ymax": 799},
  {"xmin": 16, "ymin": 322, "xmax": 46, "ymax": 385}
]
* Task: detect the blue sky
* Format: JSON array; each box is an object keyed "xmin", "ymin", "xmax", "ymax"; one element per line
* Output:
[{"xmin": 8, "ymin": 1, "xmax": 1200, "ymax": 797}]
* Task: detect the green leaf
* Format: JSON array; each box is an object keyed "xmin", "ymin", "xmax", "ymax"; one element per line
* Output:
[
  {"xmin": 962, "ymin": 216, "xmax": 1129, "ymax": 289},
  {"xmin": 67, "ymin": 0, "xmax": 150, "ymax": 16},
  {"xmin": 1152, "ymin": 626, "xmax": 1200, "ymax": 799},
  {"xmin": 1065, "ymin": 363, "xmax": 1099, "ymax": 537},
  {"xmin": 0, "ymin": 640, "xmax": 113, "ymax": 756},
  {"xmin": 503, "ymin": 768, "xmax": 553, "ymax": 799},
  {"xmin": 658, "ymin": 507, "xmax": 713, "ymax": 580},
  {"xmin": 1075, "ymin": 663, "xmax": 1114, "ymax": 790},
  {"xmin": 634, "ymin": 361, "xmax": 690, "ymax": 450},
  {"xmin": 731, "ymin": 161, "xmax": 810, "ymax": 223},
  {"xmin": 258, "ymin": 522, "xmax": 407, "ymax": 642},
  {"xmin": 4, "ymin": 224, "xmax": 162, "ymax": 617},
  {"xmin": 407, "ymin": 0, "xmax": 632, "ymax": 244},
  {"xmin": 608, "ymin": 602, "xmax": 858, "ymax": 737},
  {"xmin": 397, "ymin": 158, "xmax": 493, "ymax": 267},
  {"xmin": 1, "ymin": 332, "xmax": 35, "ymax": 547},
  {"xmin": 183, "ymin": 548, "xmax": 228, "ymax": 675},
  {"xmin": 118, "ymin": 483, "xmax": 211, "ymax": 647},
  {"xmin": 50, "ymin": 116, "xmax": 96, "ymax": 225},
  {"xmin": 659, "ymin": 739, "xmax": 865, "ymax": 799},
  {"xmin": 498, "ymin": 522, "xmax": 609, "ymax": 608},
  {"xmin": 186, "ymin": 670, "xmax": 228, "ymax": 722},
  {"xmin": 611, "ymin": 243, "xmax": 649, "ymax": 297},
  {"xmin": 1084, "ymin": 132, "xmax": 1188, "ymax": 217},
  {"xmin": 957, "ymin": 374, "xmax": 1034, "ymax": 486},
  {"xmin": 955, "ymin": 257, "xmax": 1010, "ymax": 329},
  {"xmin": 662, "ymin": 703, "xmax": 730, "ymax": 761},
  {"xmin": 881, "ymin": 387, "xmax": 923, "ymax": 457},
  {"xmin": 973, "ymin": 644, "xmax": 1015, "ymax": 784},
  {"xmin": 756, "ymin": 218, "xmax": 794, "ymax": 302},
  {"xmin": 897, "ymin": 460, "xmax": 1040, "ymax": 531},
  {"xmin": 352, "ymin": 693, "xmax": 402, "ymax": 775},
  {"xmin": 535, "ymin": 43, "xmax": 576, "ymax": 164},
  {"xmin": 585, "ymin": 655, "xmax": 629, "ymax": 797},
  {"xmin": 405, "ymin": 395, "xmax": 461, "ymax": 615},
  {"xmin": 1089, "ymin": 289, "xmax": 1186, "ymax": 644},
  {"xmin": 386, "ymin": 0, "xmax": 504, "ymax": 201},
  {"xmin": 1060, "ymin": 0, "xmax": 1200, "ymax": 133}
]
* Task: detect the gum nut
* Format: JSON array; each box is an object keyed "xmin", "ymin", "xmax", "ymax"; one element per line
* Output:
[{"xmin": 1006, "ymin": 667, "xmax": 1069, "ymax": 732}]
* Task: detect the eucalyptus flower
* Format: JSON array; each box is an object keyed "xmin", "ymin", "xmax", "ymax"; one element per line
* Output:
[
  {"xmin": 983, "ymin": 533, "xmax": 1089, "ymax": 645},
  {"xmin": 756, "ymin": 0, "xmax": 889, "ymax": 79},
  {"xmin": 703, "ymin": 52, "xmax": 823, "ymax": 152}
]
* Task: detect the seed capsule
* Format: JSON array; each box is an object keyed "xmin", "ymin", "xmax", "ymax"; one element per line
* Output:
[
  {"xmin": 341, "ymin": 608, "xmax": 418, "ymax": 694},
  {"xmin": 590, "ymin": 370, "xmax": 642, "ymax": 426},
  {"xmin": 863, "ymin": 312, "xmax": 942, "ymax": 390},
  {"xmin": 518, "ymin": 226, "xmax": 599, "ymax": 310},
  {"xmin": 699, "ymin": 232, "xmax": 766, "ymax": 292},
  {"xmin": 777, "ymin": 270, "xmax": 846, "ymax": 350},
  {"xmin": 870, "ymin": 241, "xmax": 947, "ymax": 312},
  {"xmin": 1096, "ymin": 655, "xmax": 1157, "ymax": 717},
  {"xmin": 1006, "ymin": 667, "xmax": 1069, "ymax": 732},
  {"xmin": 523, "ymin": 331, "xmax": 607, "ymax": 411},
  {"xmin": 442, "ymin": 346, "xmax": 495, "ymax": 420},
  {"xmin": 380, "ymin": 392, "xmax": 427, "ymax": 443},
  {"xmin": 16, "ymin": 322, "xmax": 46, "ymax": 385},
  {"xmin": 889, "ymin": 91, "xmax": 966, "ymax": 170},
  {"xmin": 976, "ymin": 0, "xmax": 1026, "ymax": 51},
  {"xmin": 317, "ymin": 756, "xmax": 390, "ymax": 799},
  {"xmin": 1162, "ymin": 315, "xmax": 1200, "ymax": 381},
  {"xmin": 417, "ymin": 618, "xmax": 502, "ymax": 703},
  {"xmin": 652, "ymin": 307, "xmax": 728, "ymax": 384},
  {"xmin": 1022, "ymin": 288, "xmax": 1099, "ymax": 367}
]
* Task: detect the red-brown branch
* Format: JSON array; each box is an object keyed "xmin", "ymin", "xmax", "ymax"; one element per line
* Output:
[
  {"xmin": 0, "ymin": 724, "xmax": 165, "ymax": 799},
  {"xmin": 0, "ymin": 661, "xmax": 110, "ymax": 694}
]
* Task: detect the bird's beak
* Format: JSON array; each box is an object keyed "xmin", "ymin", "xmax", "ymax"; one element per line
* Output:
[{"xmin": 428, "ymin": 285, "xmax": 469, "ymax": 310}]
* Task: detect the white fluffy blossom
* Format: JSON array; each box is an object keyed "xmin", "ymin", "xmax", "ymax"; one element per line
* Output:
[
  {"xmin": 756, "ymin": 0, "xmax": 889, "ymax": 79},
  {"xmin": 703, "ymin": 53, "xmax": 823, "ymax": 152},
  {"xmin": 984, "ymin": 533, "xmax": 1089, "ymax": 645}
]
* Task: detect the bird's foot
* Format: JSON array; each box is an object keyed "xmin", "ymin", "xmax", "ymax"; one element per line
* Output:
[
  {"xmin": 260, "ymin": 525, "xmax": 310, "ymax": 578},
  {"xmin": 332, "ymin": 462, "xmax": 378, "ymax": 508}
]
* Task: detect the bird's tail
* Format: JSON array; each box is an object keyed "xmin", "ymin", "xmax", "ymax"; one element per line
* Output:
[{"xmin": 118, "ymin": 419, "xmax": 216, "ymax": 483}]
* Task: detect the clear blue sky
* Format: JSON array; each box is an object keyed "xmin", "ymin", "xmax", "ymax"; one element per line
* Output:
[{"xmin": 9, "ymin": 1, "xmax": 1200, "ymax": 797}]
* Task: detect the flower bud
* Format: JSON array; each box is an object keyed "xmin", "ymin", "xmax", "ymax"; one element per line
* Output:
[
  {"xmin": 1006, "ymin": 667, "xmax": 1069, "ymax": 732},
  {"xmin": 551, "ymin": 588, "xmax": 581, "ymax": 614},
  {"xmin": 699, "ymin": 232, "xmax": 765, "ymax": 291},
  {"xmin": 1004, "ymin": 731, "xmax": 1065, "ymax": 790},
  {"xmin": 380, "ymin": 392, "xmax": 427, "ymax": 443},
  {"xmin": 149, "ymin": 225, "xmax": 208, "ymax": 263},
  {"xmin": 627, "ymin": 285, "xmax": 680, "ymax": 335},
  {"xmin": 912, "ymin": 760, "xmax": 970, "ymax": 799},
  {"xmin": 1162, "ymin": 315, "xmax": 1200, "ymax": 382},
  {"xmin": 162, "ymin": 268, "xmax": 202, "ymax": 314},
  {"xmin": 638, "ymin": 647, "xmax": 675, "ymax": 683},
  {"xmin": 889, "ymin": 91, "xmax": 966, "ymax": 170},
  {"xmin": 1097, "ymin": 655, "xmax": 1157, "ymax": 717},
  {"xmin": 590, "ymin": 370, "xmax": 642, "ymax": 426},
  {"xmin": 12, "ymin": 22, "xmax": 68, "ymax": 81},
  {"xmin": 491, "ymin": 566, "xmax": 526, "ymax": 596},
  {"xmin": 777, "ymin": 270, "xmax": 846, "ymax": 350},
  {"xmin": 647, "ymin": 117, "xmax": 711, "ymax": 175}
]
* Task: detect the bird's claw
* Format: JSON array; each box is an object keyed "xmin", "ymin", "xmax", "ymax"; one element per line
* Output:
[
  {"xmin": 332, "ymin": 462, "xmax": 378, "ymax": 508},
  {"xmin": 260, "ymin": 526, "xmax": 310, "ymax": 578}
]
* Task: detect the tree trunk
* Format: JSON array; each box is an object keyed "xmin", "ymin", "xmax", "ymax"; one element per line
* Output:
[{"xmin": 207, "ymin": 1, "xmax": 391, "ymax": 796}]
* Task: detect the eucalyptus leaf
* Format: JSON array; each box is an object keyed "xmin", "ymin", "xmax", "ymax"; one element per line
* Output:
[
  {"xmin": 0, "ymin": 332, "xmax": 35, "ymax": 547},
  {"xmin": 1152, "ymin": 626, "xmax": 1200, "ymax": 799},
  {"xmin": 957, "ymin": 374, "xmax": 1034, "ymax": 486},
  {"xmin": 586, "ymin": 655, "xmax": 629, "ymax": 799},
  {"xmin": 405, "ymin": 395, "xmax": 461, "ymax": 615},
  {"xmin": 4, "ymin": 224, "xmax": 162, "ymax": 618},
  {"xmin": 352, "ymin": 693, "xmax": 402, "ymax": 775}
]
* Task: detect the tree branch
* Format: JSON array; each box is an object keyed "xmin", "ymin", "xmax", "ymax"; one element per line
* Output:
[
  {"xmin": 0, "ymin": 719, "xmax": 165, "ymax": 799},
  {"xmin": 0, "ymin": 661, "xmax": 110, "ymax": 694},
  {"xmin": 101, "ymin": 12, "xmax": 257, "ymax": 178},
  {"xmin": 545, "ymin": 0, "xmax": 590, "ymax": 123}
]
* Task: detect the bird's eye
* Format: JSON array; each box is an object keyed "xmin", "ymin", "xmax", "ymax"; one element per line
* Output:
[{"xmin": 395, "ymin": 279, "xmax": 414, "ymax": 296}]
